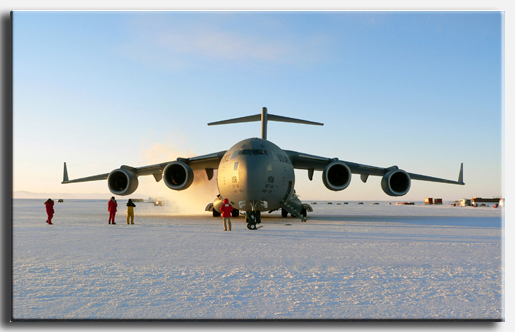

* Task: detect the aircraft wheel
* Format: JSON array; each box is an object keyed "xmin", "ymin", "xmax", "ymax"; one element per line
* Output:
[
  {"xmin": 281, "ymin": 208, "xmax": 288, "ymax": 218},
  {"xmin": 245, "ymin": 211, "xmax": 256, "ymax": 224},
  {"xmin": 212, "ymin": 209, "xmax": 221, "ymax": 217},
  {"xmin": 231, "ymin": 209, "xmax": 239, "ymax": 217},
  {"xmin": 247, "ymin": 223, "xmax": 257, "ymax": 230}
]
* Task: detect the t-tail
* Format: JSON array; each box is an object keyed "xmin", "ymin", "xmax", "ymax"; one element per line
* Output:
[{"xmin": 207, "ymin": 107, "xmax": 323, "ymax": 140}]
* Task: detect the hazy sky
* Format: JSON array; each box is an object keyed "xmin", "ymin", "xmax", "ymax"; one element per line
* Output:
[{"xmin": 12, "ymin": 10, "xmax": 504, "ymax": 201}]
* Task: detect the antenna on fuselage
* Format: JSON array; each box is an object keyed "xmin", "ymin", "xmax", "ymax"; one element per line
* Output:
[{"xmin": 207, "ymin": 107, "xmax": 323, "ymax": 140}]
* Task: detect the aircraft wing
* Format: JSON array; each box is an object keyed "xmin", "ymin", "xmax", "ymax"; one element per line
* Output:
[
  {"xmin": 284, "ymin": 150, "xmax": 464, "ymax": 185},
  {"xmin": 62, "ymin": 150, "xmax": 227, "ymax": 184}
]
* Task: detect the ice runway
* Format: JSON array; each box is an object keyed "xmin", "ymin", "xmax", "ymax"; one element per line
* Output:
[{"xmin": 12, "ymin": 199, "xmax": 503, "ymax": 320}]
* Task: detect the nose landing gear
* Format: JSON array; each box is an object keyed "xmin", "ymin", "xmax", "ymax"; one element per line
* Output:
[{"xmin": 245, "ymin": 210, "xmax": 261, "ymax": 230}]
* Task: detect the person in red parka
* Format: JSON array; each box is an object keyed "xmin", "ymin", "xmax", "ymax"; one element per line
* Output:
[
  {"xmin": 44, "ymin": 198, "xmax": 54, "ymax": 225},
  {"xmin": 219, "ymin": 198, "xmax": 234, "ymax": 231},
  {"xmin": 108, "ymin": 197, "xmax": 117, "ymax": 225}
]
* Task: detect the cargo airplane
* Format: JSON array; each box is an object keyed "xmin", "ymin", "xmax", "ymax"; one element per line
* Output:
[{"xmin": 62, "ymin": 107, "xmax": 464, "ymax": 230}]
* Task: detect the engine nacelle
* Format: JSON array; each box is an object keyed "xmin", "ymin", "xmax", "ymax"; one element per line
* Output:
[
  {"xmin": 322, "ymin": 161, "xmax": 352, "ymax": 191},
  {"xmin": 381, "ymin": 169, "xmax": 411, "ymax": 196},
  {"xmin": 212, "ymin": 196, "xmax": 223, "ymax": 213},
  {"xmin": 163, "ymin": 161, "xmax": 194, "ymax": 191},
  {"xmin": 107, "ymin": 168, "xmax": 139, "ymax": 196}
]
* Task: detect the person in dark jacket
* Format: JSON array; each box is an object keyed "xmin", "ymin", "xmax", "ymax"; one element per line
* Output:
[
  {"xmin": 219, "ymin": 198, "xmax": 234, "ymax": 231},
  {"xmin": 44, "ymin": 198, "xmax": 54, "ymax": 225},
  {"xmin": 108, "ymin": 197, "xmax": 117, "ymax": 225},
  {"xmin": 126, "ymin": 199, "xmax": 136, "ymax": 225}
]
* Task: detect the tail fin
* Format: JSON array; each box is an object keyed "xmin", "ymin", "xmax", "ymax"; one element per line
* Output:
[{"xmin": 207, "ymin": 107, "xmax": 323, "ymax": 140}]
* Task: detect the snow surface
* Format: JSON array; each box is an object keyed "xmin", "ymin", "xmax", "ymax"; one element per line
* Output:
[{"xmin": 12, "ymin": 199, "xmax": 503, "ymax": 320}]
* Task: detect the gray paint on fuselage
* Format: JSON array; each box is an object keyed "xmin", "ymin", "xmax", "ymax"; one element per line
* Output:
[{"xmin": 217, "ymin": 138, "xmax": 294, "ymax": 212}]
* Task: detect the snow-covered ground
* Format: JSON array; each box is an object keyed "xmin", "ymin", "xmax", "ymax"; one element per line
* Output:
[{"xmin": 12, "ymin": 199, "xmax": 503, "ymax": 320}]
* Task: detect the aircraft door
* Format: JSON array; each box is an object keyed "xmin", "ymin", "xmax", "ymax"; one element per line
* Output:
[{"xmin": 283, "ymin": 181, "xmax": 293, "ymax": 201}]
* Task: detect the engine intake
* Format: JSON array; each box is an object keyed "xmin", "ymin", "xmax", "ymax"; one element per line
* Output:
[
  {"xmin": 163, "ymin": 161, "xmax": 194, "ymax": 191},
  {"xmin": 322, "ymin": 161, "xmax": 352, "ymax": 191},
  {"xmin": 381, "ymin": 169, "xmax": 411, "ymax": 196},
  {"xmin": 107, "ymin": 168, "xmax": 139, "ymax": 196}
]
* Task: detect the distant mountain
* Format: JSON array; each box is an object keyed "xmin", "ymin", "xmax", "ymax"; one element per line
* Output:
[{"xmin": 13, "ymin": 191, "xmax": 151, "ymax": 200}]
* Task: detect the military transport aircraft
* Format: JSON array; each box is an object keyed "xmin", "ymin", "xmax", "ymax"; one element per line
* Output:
[{"xmin": 62, "ymin": 107, "xmax": 464, "ymax": 230}]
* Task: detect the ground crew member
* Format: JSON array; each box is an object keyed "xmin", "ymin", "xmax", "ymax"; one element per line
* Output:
[
  {"xmin": 108, "ymin": 197, "xmax": 117, "ymax": 225},
  {"xmin": 220, "ymin": 198, "xmax": 234, "ymax": 231},
  {"xmin": 44, "ymin": 198, "xmax": 54, "ymax": 225},
  {"xmin": 127, "ymin": 199, "xmax": 136, "ymax": 224}
]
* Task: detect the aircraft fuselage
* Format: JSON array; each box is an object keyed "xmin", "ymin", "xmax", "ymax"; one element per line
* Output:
[{"xmin": 217, "ymin": 138, "xmax": 294, "ymax": 212}]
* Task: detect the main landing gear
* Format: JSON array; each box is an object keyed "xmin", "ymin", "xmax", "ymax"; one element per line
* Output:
[{"xmin": 246, "ymin": 210, "xmax": 261, "ymax": 230}]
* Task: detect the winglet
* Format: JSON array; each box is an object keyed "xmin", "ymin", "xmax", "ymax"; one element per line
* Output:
[
  {"xmin": 458, "ymin": 163, "xmax": 464, "ymax": 185},
  {"xmin": 62, "ymin": 162, "xmax": 69, "ymax": 183}
]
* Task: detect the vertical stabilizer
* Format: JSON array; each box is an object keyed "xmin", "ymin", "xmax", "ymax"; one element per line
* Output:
[{"xmin": 261, "ymin": 107, "xmax": 268, "ymax": 140}]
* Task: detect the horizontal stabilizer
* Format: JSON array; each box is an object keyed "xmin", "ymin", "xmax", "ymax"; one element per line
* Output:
[
  {"xmin": 208, "ymin": 114, "xmax": 261, "ymax": 126},
  {"xmin": 267, "ymin": 114, "xmax": 323, "ymax": 126},
  {"xmin": 208, "ymin": 107, "xmax": 323, "ymax": 140},
  {"xmin": 207, "ymin": 113, "xmax": 323, "ymax": 127}
]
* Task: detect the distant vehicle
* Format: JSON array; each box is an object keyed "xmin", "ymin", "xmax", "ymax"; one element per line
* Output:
[
  {"xmin": 154, "ymin": 197, "xmax": 165, "ymax": 206},
  {"xmin": 62, "ymin": 107, "xmax": 464, "ymax": 230},
  {"xmin": 460, "ymin": 199, "xmax": 472, "ymax": 207}
]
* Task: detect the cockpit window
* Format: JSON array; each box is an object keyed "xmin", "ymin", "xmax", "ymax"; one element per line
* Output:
[
  {"xmin": 231, "ymin": 149, "xmax": 268, "ymax": 159},
  {"xmin": 231, "ymin": 149, "xmax": 241, "ymax": 160},
  {"xmin": 241, "ymin": 149, "xmax": 267, "ymax": 155}
]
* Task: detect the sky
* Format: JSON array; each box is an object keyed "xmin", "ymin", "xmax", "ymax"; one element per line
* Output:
[{"xmin": 12, "ymin": 10, "xmax": 504, "ymax": 202}]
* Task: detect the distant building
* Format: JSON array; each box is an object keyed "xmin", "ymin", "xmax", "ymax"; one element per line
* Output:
[{"xmin": 425, "ymin": 198, "xmax": 442, "ymax": 205}]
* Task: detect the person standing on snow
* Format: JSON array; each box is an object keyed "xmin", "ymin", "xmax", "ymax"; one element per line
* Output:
[
  {"xmin": 44, "ymin": 198, "xmax": 54, "ymax": 225},
  {"xmin": 220, "ymin": 198, "xmax": 234, "ymax": 231},
  {"xmin": 126, "ymin": 199, "xmax": 136, "ymax": 224},
  {"xmin": 108, "ymin": 197, "xmax": 117, "ymax": 225}
]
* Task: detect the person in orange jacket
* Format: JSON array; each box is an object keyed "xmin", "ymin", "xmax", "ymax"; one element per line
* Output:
[
  {"xmin": 220, "ymin": 198, "xmax": 234, "ymax": 231},
  {"xmin": 44, "ymin": 198, "xmax": 54, "ymax": 225},
  {"xmin": 108, "ymin": 197, "xmax": 117, "ymax": 225}
]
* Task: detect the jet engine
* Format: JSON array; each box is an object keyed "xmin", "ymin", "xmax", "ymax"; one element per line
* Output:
[
  {"xmin": 381, "ymin": 169, "xmax": 411, "ymax": 196},
  {"xmin": 322, "ymin": 161, "xmax": 352, "ymax": 191},
  {"xmin": 107, "ymin": 168, "xmax": 139, "ymax": 196},
  {"xmin": 163, "ymin": 161, "xmax": 194, "ymax": 191}
]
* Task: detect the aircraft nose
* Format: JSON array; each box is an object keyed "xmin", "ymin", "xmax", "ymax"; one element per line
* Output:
[{"xmin": 238, "ymin": 157, "xmax": 268, "ymax": 197}]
